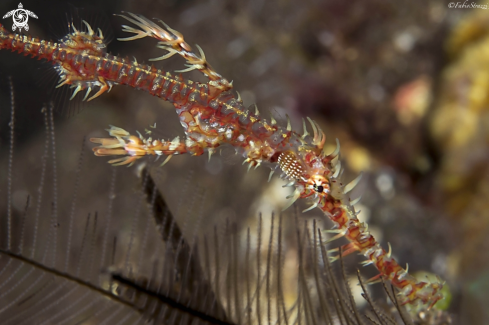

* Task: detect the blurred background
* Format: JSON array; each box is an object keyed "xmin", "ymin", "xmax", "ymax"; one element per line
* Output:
[{"xmin": 0, "ymin": 0, "xmax": 488, "ymax": 323}]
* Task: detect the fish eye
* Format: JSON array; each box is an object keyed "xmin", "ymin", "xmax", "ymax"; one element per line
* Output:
[
  {"xmin": 312, "ymin": 183, "xmax": 324, "ymax": 193},
  {"xmin": 309, "ymin": 176, "xmax": 329, "ymax": 196}
]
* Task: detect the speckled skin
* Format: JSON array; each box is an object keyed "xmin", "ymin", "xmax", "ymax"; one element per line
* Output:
[{"xmin": 0, "ymin": 14, "xmax": 443, "ymax": 310}]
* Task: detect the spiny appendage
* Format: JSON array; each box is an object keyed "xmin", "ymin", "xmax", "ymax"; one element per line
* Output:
[
  {"xmin": 330, "ymin": 194, "xmax": 443, "ymax": 309},
  {"xmin": 60, "ymin": 20, "xmax": 106, "ymax": 56},
  {"xmin": 320, "ymin": 204, "xmax": 444, "ymax": 310},
  {"xmin": 117, "ymin": 12, "xmax": 233, "ymax": 91},
  {"xmin": 365, "ymin": 243, "xmax": 444, "ymax": 310},
  {"xmin": 56, "ymin": 20, "xmax": 113, "ymax": 102},
  {"xmin": 90, "ymin": 125, "xmax": 209, "ymax": 166},
  {"xmin": 335, "ymin": 185, "xmax": 443, "ymax": 309}
]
